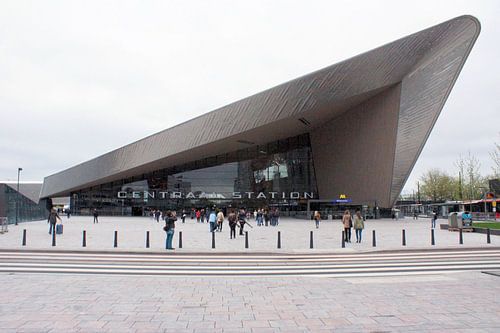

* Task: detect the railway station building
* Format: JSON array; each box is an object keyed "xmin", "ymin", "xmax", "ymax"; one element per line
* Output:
[{"xmin": 39, "ymin": 16, "xmax": 480, "ymax": 218}]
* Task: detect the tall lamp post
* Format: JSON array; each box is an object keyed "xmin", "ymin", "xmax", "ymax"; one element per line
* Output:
[{"xmin": 15, "ymin": 167, "xmax": 23, "ymax": 225}]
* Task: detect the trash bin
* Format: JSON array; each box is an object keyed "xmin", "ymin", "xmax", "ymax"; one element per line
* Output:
[
  {"xmin": 461, "ymin": 212, "xmax": 473, "ymax": 228},
  {"xmin": 448, "ymin": 212, "xmax": 458, "ymax": 228}
]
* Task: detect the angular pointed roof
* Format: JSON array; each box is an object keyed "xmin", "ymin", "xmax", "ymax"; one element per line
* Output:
[{"xmin": 40, "ymin": 15, "xmax": 480, "ymax": 203}]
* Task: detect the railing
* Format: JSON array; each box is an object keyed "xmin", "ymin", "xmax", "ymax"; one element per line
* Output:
[{"xmin": 472, "ymin": 212, "xmax": 498, "ymax": 221}]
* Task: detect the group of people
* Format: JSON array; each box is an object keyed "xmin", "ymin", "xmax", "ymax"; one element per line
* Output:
[
  {"xmin": 254, "ymin": 208, "xmax": 280, "ymax": 226},
  {"xmin": 312, "ymin": 210, "xmax": 364, "ymax": 242},
  {"xmin": 342, "ymin": 210, "xmax": 365, "ymax": 243},
  {"xmin": 160, "ymin": 207, "xmax": 256, "ymax": 249}
]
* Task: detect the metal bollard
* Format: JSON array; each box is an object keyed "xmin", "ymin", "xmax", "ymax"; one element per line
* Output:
[
  {"xmin": 431, "ymin": 229, "xmax": 435, "ymax": 246},
  {"xmin": 310, "ymin": 231, "xmax": 314, "ymax": 249},
  {"xmin": 82, "ymin": 230, "xmax": 86, "ymax": 247},
  {"xmin": 179, "ymin": 231, "xmax": 183, "ymax": 248},
  {"xmin": 459, "ymin": 228, "xmax": 463, "ymax": 245},
  {"xmin": 114, "ymin": 231, "xmax": 118, "ymax": 248},
  {"xmin": 277, "ymin": 231, "xmax": 281, "ymax": 249},
  {"xmin": 22, "ymin": 229, "xmax": 26, "ymax": 246},
  {"xmin": 52, "ymin": 229, "xmax": 56, "ymax": 247},
  {"xmin": 342, "ymin": 230, "xmax": 345, "ymax": 248},
  {"xmin": 146, "ymin": 231, "xmax": 150, "ymax": 248},
  {"xmin": 402, "ymin": 229, "xmax": 406, "ymax": 246},
  {"xmin": 212, "ymin": 231, "xmax": 215, "ymax": 249},
  {"xmin": 372, "ymin": 230, "xmax": 376, "ymax": 247},
  {"xmin": 487, "ymin": 228, "xmax": 491, "ymax": 244},
  {"xmin": 245, "ymin": 231, "xmax": 249, "ymax": 249}
]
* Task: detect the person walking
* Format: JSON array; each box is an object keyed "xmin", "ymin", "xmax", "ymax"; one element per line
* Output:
[
  {"xmin": 342, "ymin": 210, "xmax": 352, "ymax": 243},
  {"xmin": 217, "ymin": 209, "xmax": 224, "ymax": 232},
  {"xmin": 209, "ymin": 208, "xmax": 217, "ymax": 232},
  {"xmin": 163, "ymin": 211, "xmax": 177, "ymax": 250},
  {"xmin": 238, "ymin": 208, "xmax": 247, "ymax": 235},
  {"xmin": 155, "ymin": 210, "xmax": 161, "ymax": 223},
  {"xmin": 181, "ymin": 209, "xmax": 186, "ymax": 223},
  {"xmin": 353, "ymin": 210, "xmax": 364, "ymax": 243},
  {"xmin": 313, "ymin": 211, "xmax": 321, "ymax": 229},
  {"xmin": 264, "ymin": 209, "xmax": 269, "ymax": 226},
  {"xmin": 228, "ymin": 211, "xmax": 237, "ymax": 239},
  {"xmin": 93, "ymin": 209, "xmax": 99, "ymax": 224},
  {"xmin": 47, "ymin": 208, "xmax": 60, "ymax": 234},
  {"xmin": 431, "ymin": 210, "xmax": 437, "ymax": 229},
  {"xmin": 270, "ymin": 209, "xmax": 276, "ymax": 226},
  {"xmin": 196, "ymin": 210, "xmax": 201, "ymax": 223},
  {"xmin": 256, "ymin": 209, "xmax": 263, "ymax": 226},
  {"xmin": 205, "ymin": 209, "xmax": 210, "ymax": 223}
]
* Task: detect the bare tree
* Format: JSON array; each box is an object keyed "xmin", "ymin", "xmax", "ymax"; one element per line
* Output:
[
  {"xmin": 455, "ymin": 152, "xmax": 487, "ymax": 200},
  {"xmin": 491, "ymin": 137, "xmax": 500, "ymax": 178}
]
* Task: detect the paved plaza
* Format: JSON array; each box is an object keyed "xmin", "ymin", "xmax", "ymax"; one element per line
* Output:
[
  {"xmin": 0, "ymin": 270, "xmax": 499, "ymax": 333},
  {"xmin": 0, "ymin": 216, "xmax": 497, "ymax": 252},
  {"xmin": 1, "ymin": 217, "xmax": 499, "ymax": 332}
]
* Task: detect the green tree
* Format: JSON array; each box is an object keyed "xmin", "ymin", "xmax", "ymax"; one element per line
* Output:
[{"xmin": 420, "ymin": 169, "xmax": 456, "ymax": 202}]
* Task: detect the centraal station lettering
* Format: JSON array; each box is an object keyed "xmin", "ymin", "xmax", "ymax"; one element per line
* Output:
[{"xmin": 118, "ymin": 191, "xmax": 314, "ymax": 200}]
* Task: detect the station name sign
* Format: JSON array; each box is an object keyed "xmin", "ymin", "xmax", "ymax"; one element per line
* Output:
[{"xmin": 117, "ymin": 191, "xmax": 314, "ymax": 200}]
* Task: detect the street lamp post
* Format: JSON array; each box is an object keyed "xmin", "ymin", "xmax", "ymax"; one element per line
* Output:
[{"xmin": 15, "ymin": 167, "xmax": 23, "ymax": 225}]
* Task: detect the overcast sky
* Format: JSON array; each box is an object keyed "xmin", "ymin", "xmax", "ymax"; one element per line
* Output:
[{"xmin": 0, "ymin": 0, "xmax": 498, "ymax": 194}]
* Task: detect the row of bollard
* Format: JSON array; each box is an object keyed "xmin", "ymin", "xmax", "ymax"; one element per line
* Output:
[{"xmin": 20, "ymin": 227, "xmax": 493, "ymax": 248}]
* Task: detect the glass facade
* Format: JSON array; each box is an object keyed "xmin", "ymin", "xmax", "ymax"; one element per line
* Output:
[
  {"xmin": 72, "ymin": 134, "xmax": 318, "ymax": 216},
  {"xmin": 0, "ymin": 184, "xmax": 47, "ymax": 223}
]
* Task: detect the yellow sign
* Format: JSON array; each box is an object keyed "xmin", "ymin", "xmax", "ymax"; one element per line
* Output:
[{"xmin": 339, "ymin": 194, "xmax": 347, "ymax": 199}]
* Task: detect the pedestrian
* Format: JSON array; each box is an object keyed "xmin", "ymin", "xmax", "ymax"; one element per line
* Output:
[
  {"xmin": 314, "ymin": 211, "xmax": 321, "ymax": 228},
  {"xmin": 201, "ymin": 209, "xmax": 205, "ymax": 223},
  {"xmin": 431, "ymin": 210, "xmax": 437, "ymax": 229},
  {"xmin": 205, "ymin": 209, "xmax": 210, "ymax": 223},
  {"xmin": 93, "ymin": 209, "xmax": 99, "ymax": 224},
  {"xmin": 275, "ymin": 208, "xmax": 280, "ymax": 226},
  {"xmin": 353, "ymin": 210, "xmax": 364, "ymax": 243},
  {"xmin": 154, "ymin": 210, "xmax": 161, "ymax": 223},
  {"xmin": 228, "ymin": 211, "xmax": 237, "ymax": 239},
  {"xmin": 238, "ymin": 208, "xmax": 247, "ymax": 235},
  {"xmin": 413, "ymin": 210, "xmax": 418, "ymax": 220},
  {"xmin": 217, "ymin": 209, "xmax": 224, "ymax": 232},
  {"xmin": 47, "ymin": 208, "xmax": 60, "ymax": 234},
  {"xmin": 264, "ymin": 209, "xmax": 269, "ymax": 226},
  {"xmin": 66, "ymin": 209, "xmax": 71, "ymax": 219},
  {"xmin": 163, "ymin": 210, "xmax": 177, "ymax": 250},
  {"xmin": 256, "ymin": 209, "xmax": 263, "ymax": 226},
  {"xmin": 209, "ymin": 208, "xmax": 217, "ymax": 232},
  {"xmin": 181, "ymin": 209, "xmax": 186, "ymax": 223},
  {"xmin": 342, "ymin": 210, "xmax": 352, "ymax": 243},
  {"xmin": 196, "ymin": 210, "xmax": 201, "ymax": 223}
]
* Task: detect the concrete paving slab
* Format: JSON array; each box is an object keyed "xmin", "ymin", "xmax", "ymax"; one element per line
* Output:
[{"xmin": 1, "ymin": 216, "xmax": 497, "ymax": 253}]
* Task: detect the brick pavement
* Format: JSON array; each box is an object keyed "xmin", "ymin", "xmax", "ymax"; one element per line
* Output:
[{"xmin": 0, "ymin": 271, "xmax": 499, "ymax": 332}]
